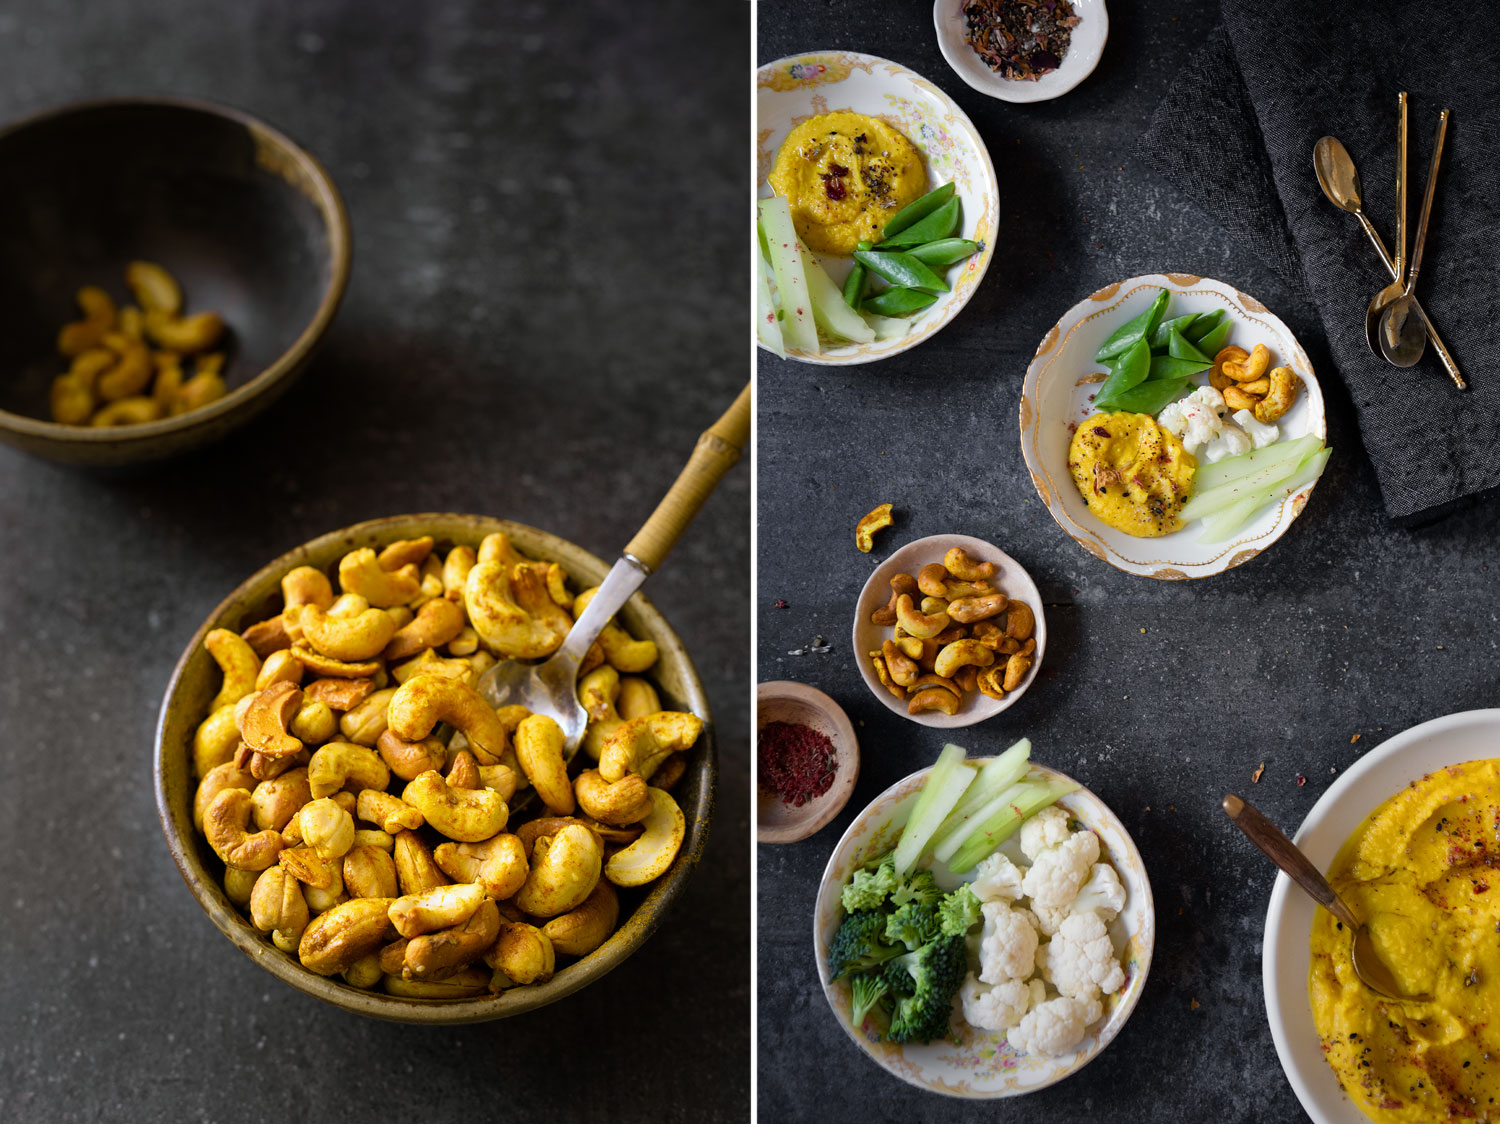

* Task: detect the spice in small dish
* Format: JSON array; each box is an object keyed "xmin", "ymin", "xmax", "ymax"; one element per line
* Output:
[
  {"xmin": 759, "ymin": 721, "xmax": 838, "ymax": 806},
  {"xmin": 961, "ymin": 0, "xmax": 1081, "ymax": 82}
]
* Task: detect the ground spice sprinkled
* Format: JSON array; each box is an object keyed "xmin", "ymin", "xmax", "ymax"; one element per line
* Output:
[
  {"xmin": 759, "ymin": 721, "xmax": 837, "ymax": 807},
  {"xmin": 961, "ymin": 0, "xmax": 1081, "ymax": 81}
]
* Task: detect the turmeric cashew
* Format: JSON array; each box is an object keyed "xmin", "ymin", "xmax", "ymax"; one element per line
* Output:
[
  {"xmin": 485, "ymin": 922, "xmax": 555, "ymax": 987},
  {"xmin": 1221, "ymin": 342, "xmax": 1270, "ymax": 383},
  {"xmin": 512, "ymin": 563, "xmax": 574, "ymax": 645},
  {"xmin": 250, "ymin": 766, "xmax": 312, "ymax": 832},
  {"xmin": 542, "ymin": 881, "xmax": 619, "ymax": 957},
  {"xmin": 389, "ymin": 882, "xmax": 486, "ymax": 938},
  {"xmin": 238, "ymin": 681, "xmax": 303, "ymax": 759},
  {"xmin": 514, "ymin": 714, "xmax": 575, "ymax": 815},
  {"xmin": 393, "ymin": 829, "xmax": 449, "ymax": 894},
  {"xmin": 206, "ymin": 628, "xmax": 261, "ymax": 711},
  {"xmin": 616, "ymin": 677, "xmax": 661, "ymax": 720},
  {"xmin": 881, "ymin": 640, "xmax": 919, "ymax": 687},
  {"xmin": 402, "ymin": 770, "xmax": 508, "ymax": 842},
  {"xmin": 387, "ymin": 674, "xmax": 506, "ymax": 766},
  {"xmin": 343, "ymin": 844, "xmax": 399, "ymax": 898},
  {"xmin": 579, "ymin": 666, "xmax": 624, "ymax": 762},
  {"xmin": 204, "ymin": 788, "xmax": 285, "ymax": 871},
  {"xmin": 477, "ymin": 532, "xmax": 525, "ymax": 569},
  {"xmin": 292, "ymin": 797, "xmax": 355, "ymax": 860},
  {"xmin": 250, "ymin": 867, "xmax": 310, "ymax": 954},
  {"xmin": 464, "ymin": 560, "xmax": 564, "ymax": 660},
  {"xmin": 356, "ymin": 788, "xmax": 424, "ymax": 833},
  {"xmin": 575, "ymin": 769, "xmax": 653, "ymax": 826},
  {"xmin": 194, "ymin": 762, "xmax": 257, "ymax": 833},
  {"xmin": 433, "ymin": 833, "xmax": 529, "ymax": 900},
  {"xmin": 192, "ymin": 705, "xmax": 243, "ymax": 779},
  {"xmin": 281, "ymin": 566, "xmax": 335, "ymax": 610},
  {"xmin": 1006, "ymin": 601, "xmax": 1035, "ymax": 641},
  {"xmin": 338, "ymin": 548, "xmax": 420, "ymax": 607},
  {"xmin": 895, "ymin": 594, "xmax": 948, "ymax": 640},
  {"xmin": 598, "ymin": 711, "xmax": 704, "ymax": 784},
  {"xmin": 1254, "ymin": 366, "xmax": 1299, "ymax": 423},
  {"xmin": 307, "ymin": 741, "xmax": 390, "ymax": 798},
  {"xmin": 298, "ymin": 897, "xmax": 396, "ymax": 975},
  {"xmin": 933, "ymin": 639, "xmax": 996, "ymax": 680},
  {"xmin": 403, "ymin": 898, "xmax": 501, "ymax": 980},
  {"xmin": 514, "ymin": 824, "xmax": 602, "ymax": 917},
  {"xmin": 948, "ymin": 593, "xmax": 1008, "ymax": 624},
  {"xmin": 377, "ymin": 536, "xmax": 434, "ymax": 571},
  {"xmin": 289, "ymin": 601, "xmax": 397, "ymax": 662},
  {"xmin": 443, "ymin": 545, "xmax": 477, "ymax": 599},
  {"xmin": 604, "ymin": 788, "xmax": 685, "ymax": 888},
  {"xmin": 944, "ymin": 547, "xmax": 997, "ymax": 582},
  {"xmin": 917, "ymin": 563, "xmax": 994, "ymax": 601},
  {"xmin": 572, "ymin": 587, "xmax": 658, "ymax": 672},
  {"xmin": 384, "ymin": 597, "xmax": 465, "ymax": 662},
  {"xmin": 376, "ymin": 728, "xmax": 446, "ymax": 781},
  {"xmin": 908, "ymin": 687, "xmax": 960, "ymax": 716}
]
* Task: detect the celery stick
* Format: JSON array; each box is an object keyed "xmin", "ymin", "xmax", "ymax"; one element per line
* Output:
[
  {"xmin": 755, "ymin": 255, "xmax": 786, "ymax": 359},
  {"xmin": 804, "ymin": 255, "xmax": 876, "ymax": 344},
  {"xmin": 1198, "ymin": 447, "xmax": 1330, "ymax": 542},
  {"xmin": 1178, "ymin": 452, "xmax": 1306, "ymax": 523},
  {"xmin": 927, "ymin": 740, "xmax": 1032, "ymax": 861},
  {"xmin": 757, "ymin": 197, "xmax": 818, "ymax": 354},
  {"xmin": 947, "ymin": 777, "xmax": 1080, "ymax": 874},
  {"xmin": 893, "ymin": 744, "xmax": 975, "ymax": 876},
  {"xmin": 1195, "ymin": 433, "xmax": 1320, "ymax": 492},
  {"xmin": 933, "ymin": 781, "xmax": 1028, "ymax": 865}
]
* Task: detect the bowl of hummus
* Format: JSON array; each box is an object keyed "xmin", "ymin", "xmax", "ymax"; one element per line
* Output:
[
  {"xmin": 1262, "ymin": 709, "xmax": 1500, "ymax": 1124},
  {"xmin": 756, "ymin": 51, "xmax": 999, "ymax": 365}
]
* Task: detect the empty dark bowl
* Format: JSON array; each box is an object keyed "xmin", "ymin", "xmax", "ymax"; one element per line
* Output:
[{"xmin": 0, "ymin": 97, "xmax": 351, "ymax": 465}]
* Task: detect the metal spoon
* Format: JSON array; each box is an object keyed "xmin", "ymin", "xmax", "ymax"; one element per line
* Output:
[
  {"xmin": 1313, "ymin": 135, "xmax": 1466, "ymax": 390},
  {"xmin": 476, "ymin": 383, "xmax": 750, "ymax": 776},
  {"xmin": 1364, "ymin": 93, "xmax": 1408, "ymax": 359},
  {"xmin": 1223, "ymin": 794, "xmax": 1428, "ymax": 1003},
  {"xmin": 1378, "ymin": 110, "xmax": 1449, "ymax": 367}
]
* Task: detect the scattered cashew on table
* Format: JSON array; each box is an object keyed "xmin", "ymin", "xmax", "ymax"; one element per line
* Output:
[{"xmin": 191, "ymin": 531, "xmax": 701, "ymax": 997}]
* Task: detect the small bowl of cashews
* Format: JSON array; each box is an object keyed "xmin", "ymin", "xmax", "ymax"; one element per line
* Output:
[
  {"xmin": 852, "ymin": 533, "xmax": 1046, "ymax": 729},
  {"xmin": 0, "ymin": 97, "xmax": 351, "ymax": 466},
  {"xmin": 155, "ymin": 513, "xmax": 714, "ymax": 1023}
]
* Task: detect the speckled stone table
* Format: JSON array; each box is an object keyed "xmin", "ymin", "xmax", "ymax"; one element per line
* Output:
[
  {"xmin": 0, "ymin": 3, "xmax": 748, "ymax": 1120},
  {"xmin": 757, "ymin": 2, "xmax": 1500, "ymax": 1121}
]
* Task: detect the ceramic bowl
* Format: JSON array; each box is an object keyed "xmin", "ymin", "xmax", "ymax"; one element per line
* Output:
[
  {"xmin": 852, "ymin": 534, "xmax": 1045, "ymax": 728},
  {"xmin": 757, "ymin": 681, "xmax": 859, "ymax": 844},
  {"xmin": 1262, "ymin": 708, "xmax": 1500, "ymax": 1123},
  {"xmin": 0, "ymin": 97, "xmax": 351, "ymax": 465},
  {"xmin": 933, "ymin": 0, "xmax": 1109, "ymax": 103},
  {"xmin": 756, "ymin": 51, "xmax": 999, "ymax": 365},
  {"xmin": 1019, "ymin": 273, "xmax": 1327, "ymax": 580},
  {"xmin": 814, "ymin": 757, "xmax": 1154, "ymax": 1096},
  {"xmin": 155, "ymin": 513, "xmax": 715, "ymax": 1024}
]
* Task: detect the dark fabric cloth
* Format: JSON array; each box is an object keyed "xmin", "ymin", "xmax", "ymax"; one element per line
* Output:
[{"xmin": 1139, "ymin": 0, "xmax": 1500, "ymax": 520}]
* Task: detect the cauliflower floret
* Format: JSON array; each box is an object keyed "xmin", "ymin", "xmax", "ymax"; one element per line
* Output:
[
  {"xmin": 1046, "ymin": 911, "xmax": 1125, "ymax": 1000},
  {"xmin": 1006, "ymin": 995, "xmax": 1102, "ymax": 1057},
  {"xmin": 1020, "ymin": 830, "xmax": 1099, "ymax": 909},
  {"xmin": 960, "ymin": 973, "xmax": 1032, "ymax": 1033},
  {"xmin": 1019, "ymin": 805, "xmax": 1072, "ymax": 861},
  {"xmin": 1158, "ymin": 386, "xmax": 1227, "ymax": 456},
  {"xmin": 1032, "ymin": 903, "xmax": 1069, "ymax": 937},
  {"xmin": 1028, "ymin": 977, "xmax": 1047, "ymax": 1008},
  {"xmin": 1034, "ymin": 939, "xmax": 1051, "ymax": 981},
  {"xmin": 978, "ymin": 901, "xmax": 1040, "ymax": 984},
  {"xmin": 1232, "ymin": 408, "xmax": 1280, "ymax": 449},
  {"xmin": 1071, "ymin": 862, "xmax": 1126, "ymax": 922},
  {"xmin": 971, "ymin": 851, "xmax": 1026, "ymax": 903},
  {"xmin": 1201, "ymin": 423, "xmax": 1252, "ymax": 463}
]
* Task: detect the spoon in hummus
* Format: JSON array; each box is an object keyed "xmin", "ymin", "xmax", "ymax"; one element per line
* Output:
[{"xmin": 1223, "ymin": 794, "xmax": 1430, "ymax": 1003}]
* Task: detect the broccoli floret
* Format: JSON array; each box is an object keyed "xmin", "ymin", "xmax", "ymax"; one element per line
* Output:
[
  {"xmin": 828, "ymin": 909, "xmax": 903, "ymax": 980},
  {"xmin": 884, "ymin": 901, "xmax": 941, "ymax": 952},
  {"xmin": 841, "ymin": 861, "xmax": 900, "ymax": 913},
  {"xmin": 883, "ymin": 934, "xmax": 968, "ymax": 1045},
  {"xmin": 890, "ymin": 868, "xmax": 942, "ymax": 908},
  {"xmin": 937, "ymin": 883, "xmax": 984, "ymax": 937},
  {"xmin": 849, "ymin": 973, "xmax": 889, "ymax": 1028},
  {"xmin": 880, "ymin": 954, "xmax": 916, "ymax": 998}
]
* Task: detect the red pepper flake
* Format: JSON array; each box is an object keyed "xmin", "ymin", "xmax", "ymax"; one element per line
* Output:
[
  {"xmin": 773, "ymin": 599, "xmax": 788, "ymax": 609},
  {"xmin": 1092, "ymin": 425, "xmax": 1110, "ymax": 437},
  {"xmin": 827, "ymin": 162, "xmax": 850, "ymax": 177},
  {"xmin": 1296, "ymin": 774, "xmax": 1307, "ymax": 787},
  {"xmin": 758, "ymin": 721, "xmax": 838, "ymax": 807}
]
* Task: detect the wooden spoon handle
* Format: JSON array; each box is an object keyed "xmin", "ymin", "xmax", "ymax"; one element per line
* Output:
[
  {"xmin": 624, "ymin": 383, "xmax": 750, "ymax": 574},
  {"xmin": 1223, "ymin": 794, "xmax": 1357, "ymax": 927}
]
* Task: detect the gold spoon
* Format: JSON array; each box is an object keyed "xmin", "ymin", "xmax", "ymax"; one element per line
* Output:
[
  {"xmin": 1378, "ymin": 111, "xmax": 1449, "ymax": 367},
  {"xmin": 1364, "ymin": 92, "xmax": 1408, "ymax": 360},
  {"xmin": 1223, "ymin": 794, "xmax": 1429, "ymax": 1003}
]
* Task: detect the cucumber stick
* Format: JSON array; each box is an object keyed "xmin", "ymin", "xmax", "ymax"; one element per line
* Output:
[
  {"xmin": 1197, "ymin": 447, "xmax": 1331, "ymax": 542},
  {"xmin": 757, "ymin": 197, "xmax": 818, "ymax": 354},
  {"xmin": 893, "ymin": 744, "xmax": 975, "ymax": 876},
  {"xmin": 755, "ymin": 255, "xmax": 785, "ymax": 359},
  {"xmin": 803, "ymin": 256, "xmax": 876, "ymax": 344},
  {"xmin": 946, "ymin": 776, "xmax": 1080, "ymax": 874},
  {"xmin": 928, "ymin": 740, "xmax": 1033, "ymax": 862},
  {"xmin": 1195, "ymin": 433, "xmax": 1321, "ymax": 492}
]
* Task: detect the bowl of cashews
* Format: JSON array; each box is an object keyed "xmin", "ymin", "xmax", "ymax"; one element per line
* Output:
[{"xmin": 155, "ymin": 512, "xmax": 715, "ymax": 1023}]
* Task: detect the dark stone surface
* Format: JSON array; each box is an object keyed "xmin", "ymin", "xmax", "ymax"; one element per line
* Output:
[
  {"xmin": 0, "ymin": 3, "xmax": 748, "ymax": 1121},
  {"xmin": 757, "ymin": 2, "xmax": 1500, "ymax": 1121}
]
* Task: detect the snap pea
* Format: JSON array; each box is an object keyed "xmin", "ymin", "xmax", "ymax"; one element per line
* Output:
[
  {"xmin": 1090, "ymin": 337, "xmax": 1151, "ymax": 405},
  {"xmin": 853, "ymin": 249, "xmax": 948, "ymax": 293},
  {"xmin": 1183, "ymin": 308, "xmax": 1225, "ymax": 343},
  {"xmin": 1147, "ymin": 355, "xmax": 1211, "ymax": 381},
  {"xmin": 1166, "ymin": 328, "xmax": 1211, "ymax": 364},
  {"xmin": 862, "ymin": 286, "xmax": 939, "ymax": 317},
  {"xmin": 907, "ymin": 238, "xmax": 980, "ymax": 266},
  {"xmin": 1094, "ymin": 288, "xmax": 1169, "ymax": 362},
  {"xmin": 1096, "ymin": 376, "xmax": 1190, "ymax": 416},
  {"xmin": 1149, "ymin": 314, "xmax": 1202, "ymax": 351},
  {"xmin": 880, "ymin": 182, "xmax": 956, "ymax": 240},
  {"xmin": 842, "ymin": 263, "xmax": 867, "ymax": 309},
  {"xmin": 1194, "ymin": 317, "xmax": 1232, "ymax": 355},
  {"xmin": 876, "ymin": 197, "xmax": 961, "ymax": 248}
]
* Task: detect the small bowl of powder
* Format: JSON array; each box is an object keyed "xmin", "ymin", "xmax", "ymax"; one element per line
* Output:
[
  {"xmin": 933, "ymin": 0, "xmax": 1109, "ymax": 104},
  {"xmin": 757, "ymin": 681, "xmax": 860, "ymax": 844}
]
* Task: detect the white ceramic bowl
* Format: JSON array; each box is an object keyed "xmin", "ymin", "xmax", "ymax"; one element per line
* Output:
[
  {"xmin": 851, "ymin": 533, "xmax": 1045, "ymax": 728},
  {"xmin": 814, "ymin": 757, "xmax": 1153, "ymax": 1096},
  {"xmin": 756, "ymin": 51, "xmax": 999, "ymax": 365},
  {"xmin": 933, "ymin": 0, "xmax": 1109, "ymax": 103},
  {"xmin": 1019, "ymin": 273, "xmax": 1327, "ymax": 580},
  {"xmin": 1262, "ymin": 709, "xmax": 1500, "ymax": 1123}
]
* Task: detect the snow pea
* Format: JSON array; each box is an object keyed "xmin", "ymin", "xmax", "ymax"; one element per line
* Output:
[
  {"xmin": 1095, "ymin": 289, "xmax": 1169, "ymax": 362},
  {"xmin": 1147, "ymin": 355, "xmax": 1212, "ymax": 381},
  {"xmin": 907, "ymin": 238, "xmax": 980, "ymax": 266},
  {"xmin": 1096, "ymin": 376, "xmax": 1190, "ymax": 415},
  {"xmin": 1149, "ymin": 314, "xmax": 1202, "ymax": 351},
  {"xmin": 1195, "ymin": 317, "xmax": 1233, "ymax": 355},
  {"xmin": 1166, "ymin": 328, "xmax": 1211, "ymax": 364},
  {"xmin": 1090, "ymin": 337, "xmax": 1152, "ymax": 406},
  {"xmin": 854, "ymin": 249, "xmax": 949, "ymax": 293},
  {"xmin": 880, "ymin": 182, "xmax": 956, "ymax": 239},
  {"xmin": 1183, "ymin": 308, "xmax": 1225, "ymax": 343},
  {"xmin": 862, "ymin": 286, "xmax": 939, "ymax": 317},
  {"xmin": 876, "ymin": 197, "xmax": 961, "ymax": 248},
  {"xmin": 842, "ymin": 241, "xmax": 874, "ymax": 309}
]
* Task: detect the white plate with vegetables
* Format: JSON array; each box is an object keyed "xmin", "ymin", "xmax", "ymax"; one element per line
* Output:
[
  {"xmin": 756, "ymin": 51, "xmax": 999, "ymax": 365},
  {"xmin": 813, "ymin": 741, "xmax": 1154, "ymax": 1097},
  {"xmin": 1019, "ymin": 274, "xmax": 1329, "ymax": 580}
]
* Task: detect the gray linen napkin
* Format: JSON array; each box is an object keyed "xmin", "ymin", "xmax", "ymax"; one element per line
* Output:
[{"xmin": 1140, "ymin": 0, "xmax": 1500, "ymax": 520}]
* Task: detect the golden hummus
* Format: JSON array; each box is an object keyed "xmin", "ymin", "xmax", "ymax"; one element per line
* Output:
[
  {"xmin": 1067, "ymin": 412, "xmax": 1195, "ymax": 537},
  {"xmin": 768, "ymin": 112, "xmax": 926, "ymax": 256},
  {"xmin": 1311, "ymin": 760, "xmax": 1500, "ymax": 1123}
]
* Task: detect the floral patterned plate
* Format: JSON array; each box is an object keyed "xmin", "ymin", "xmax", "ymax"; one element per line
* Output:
[
  {"xmin": 756, "ymin": 51, "xmax": 999, "ymax": 365},
  {"xmin": 813, "ymin": 758, "xmax": 1154, "ymax": 1097},
  {"xmin": 1019, "ymin": 274, "xmax": 1328, "ymax": 580}
]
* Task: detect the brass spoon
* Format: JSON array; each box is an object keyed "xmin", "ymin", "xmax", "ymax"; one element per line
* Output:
[
  {"xmin": 1223, "ymin": 794, "xmax": 1429, "ymax": 1003},
  {"xmin": 1378, "ymin": 111, "xmax": 1450, "ymax": 367},
  {"xmin": 1364, "ymin": 93, "xmax": 1408, "ymax": 360},
  {"xmin": 1313, "ymin": 135, "xmax": 1466, "ymax": 390}
]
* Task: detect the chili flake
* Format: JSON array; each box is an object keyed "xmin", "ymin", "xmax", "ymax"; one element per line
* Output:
[
  {"xmin": 759, "ymin": 721, "xmax": 838, "ymax": 807},
  {"xmin": 961, "ymin": 0, "xmax": 1081, "ymax": 82}
]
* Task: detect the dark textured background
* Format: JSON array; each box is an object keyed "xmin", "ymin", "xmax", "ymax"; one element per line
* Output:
[
  {"xmin": 0, "ymin": 2, "xmax": 748, "ymax": 1121},
  {"xmin": 757, "ymin": 2, "xmax": 1500, "ymax": 1122}
]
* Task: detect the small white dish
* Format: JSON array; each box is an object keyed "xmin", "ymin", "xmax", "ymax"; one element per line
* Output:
[
  {"xmin": 1019, "ymin": 273, "xmax": 1327, "ymax": 580},
  {"xmin": 933, "ymin": 0, "xmax": 1108, "ymax": 104},
  {"xmin": 1261, "ymin": 708, "xmax": 1500, "ymax": 1124},
  {"xmin": 851, "ymin": 533, "xmax": 1045, "ymax": 728},
  {"xmin": 814, "ymin": 757, "xmax": 1154, "ymax": 1097},
  {"xmin": 756, "ymin": 51, "xmax": 999, "ymax": 365}
]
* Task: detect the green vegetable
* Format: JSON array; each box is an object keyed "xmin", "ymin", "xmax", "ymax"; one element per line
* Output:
[
  {"xmin": 1147, "ymin": 354, "xmax": 1212, "ymax": 381},
  {"xmin": 1197, "ymin": 447, "xmax": 1330, "ymax": 542},
  {"xmin": 756, "ymin": 197, "xmax": 818, "ymax": 353},
  {"xmin": 1149, "ymin": 313, "xmax": 1203, "ymax": 351},
  {"xmin": 877, "ymin": 196, "xmax": 961, "ymax": 248},
  {"xmin": 1195, "ymin": 316, "xmax": 1233, "ymax": 355},
  {"xmin": 755, "ymin": 255, "xmax": 785, "ymax": 359},
  {"xmin": 828, "ymin": 909, "xmax": 903, "ymax": 980},
  {"xmin": 890, "ymin": 868, "xmax": 942, "ymax": 909},
  {"xmin": 1090, "ymin": 337, "xmax": 1152, "ymax": 405},
  {"xmin": 1177, "ymin": 448, "xmax": 1312, "ymax": 522},
  {"xmin": 937, "ymin": 884, "xmax": 983, "ymax": 938},
  {"xmin": 853, "ymin": 249, "xmax": 949, "ymax": 293},
  {"xmin": 1166, "ymin": 328, "xmax": 1212, "ymax": 364},
  {"xmin": 885, "ymin": 902, "xmax": 941, "ymax": 952},
  {"xmin": 880, "ymin": 182, "xmax": 956, "ymax": 240},
  {"xmin": 1095, "ymin": 376, "xmax": 1191, "ymax": 415},
  {"xmin": 865, "ymin": 313, "xmax": 912, "ymax": 340},
  {"xmin": 841, "ymin": 860, "xmax": 899, "ymax": 914},
  {"xmin": 885, "ymin": 935, "xmax": 969, "ymax": 1044},
  {"xmin": 928, "ymin": 739, "xmax": 1032, "ymax": 862},
  {"xmin": 892, "ymin": 744, "xmax": 975, "ymax": 876},
  {"xmin": 804, "ymin": 256, "xmax": 876, "ymax": 344},
  {"xmin": 862, "ymin": 286, "xmax": 938, "ymax": 317},
  {"xmin": 850, "ymin": 974, "xmax": 890, "ymax": 1029},
  {"xmin": 946, "ymin": 775, "xmax": 1081, "ymax": 874},
  {"xmin": 1184, "ymin": 308, "xmax": 1225, "ymax": 343},
  {"xmin": 1095, "ymin": 288, "xmax": 1169, "ymax": 362},
  {"xmin": 1195, "ymin": 433, "xmax": 1322, "ymax": 492},
  {"xmin": 841, "ymin": 262, "xmax": 867, "ymax": 310},
  {"xmin": 907, "ymin": 238, "xmax": 980, "ymax": 266}
]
